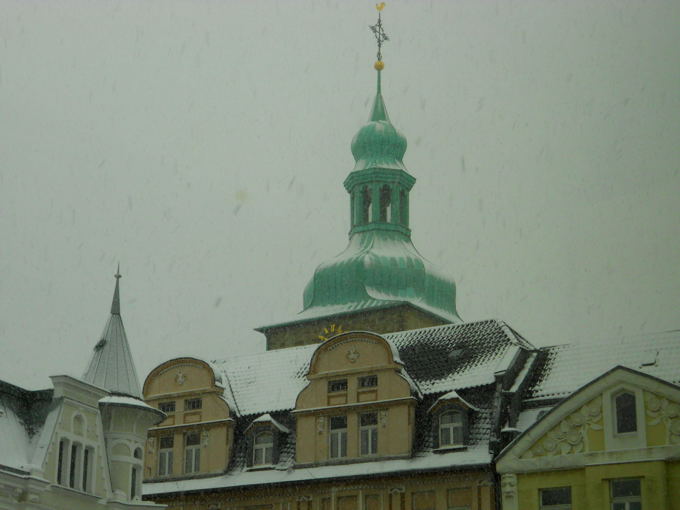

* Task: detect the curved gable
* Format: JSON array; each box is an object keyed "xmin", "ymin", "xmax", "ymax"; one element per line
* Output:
[{"xmin": 307, "ymin": 331, "xmax": 401, "ymax": 377}]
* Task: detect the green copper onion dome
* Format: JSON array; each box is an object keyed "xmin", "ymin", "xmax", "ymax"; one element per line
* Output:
[
  {"xmin": 299, "ymin": 72, "xmax": 462, "ymax": 325},
  {"xmin": 351, "ymin": 92, "xmax": 407, "ymax": 172}
]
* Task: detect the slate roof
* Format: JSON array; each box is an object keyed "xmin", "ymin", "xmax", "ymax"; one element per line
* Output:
[
  {"xmin": 526, "ymin": 329, "xmax": 680, "ymax": 401},
  {"xmin": 211, "ymin": 319, "xmax": 532, "ymax": 416},
  {"xmin": 145, "ymin": 319, "xmax": 531, "ymax": 495},
  {"xmin": 0, "ymin": 380, "xmax": 53, "ymax": 473}
]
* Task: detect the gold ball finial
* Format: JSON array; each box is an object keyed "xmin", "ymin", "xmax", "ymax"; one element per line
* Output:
[
  {"xmin": 374, "ymin": 61, "xmax": 385, "ymax": 71},
  {"xmin": 376, "ymin": 2, "xmax": 385, "ymax": 11}
]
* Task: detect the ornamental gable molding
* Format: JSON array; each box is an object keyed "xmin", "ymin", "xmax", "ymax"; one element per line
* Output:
[{"xmin": 496, "ymin": 365, "xmax": 680, "ymax": 474}]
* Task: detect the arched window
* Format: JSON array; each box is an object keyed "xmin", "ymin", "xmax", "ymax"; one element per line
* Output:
[
  {"xmin": 615, "ymin": 391, "xmax": 637, "ymax": 434},
  {"xmin": 134, "ymin": 447, "xmax": 143, "ymax": 460},
  {"xmin": 399, "ymin": 190, "xmax": 408, "ymax": 227},
  {"xmin": 439, "ymin": 411, "xmax": 464, "ymax": 447},
  {"xmin": 57, "ymin": 438, "xmax": 69, "ymax": 485},
  {"xmin": 379, "ymin": 185, "xmax": 391, "ymax": 222},
  {"xmin": 362, "ymin": 186, "xmax": 372, "ymax": 224},
  {"xmin": 253, "ymin": 431, "xmax": 273, "ymax": 466}
]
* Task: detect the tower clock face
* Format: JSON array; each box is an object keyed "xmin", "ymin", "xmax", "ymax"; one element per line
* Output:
[{"xmin": 318, "ymin": 323, "xmax": 344, "ymax": 341}]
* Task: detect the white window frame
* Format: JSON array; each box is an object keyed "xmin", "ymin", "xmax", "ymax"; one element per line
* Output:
[
  {"xmin": 253, "ymin": 431, "xmax": 274, "ymax": 466},
  {"xmin": 539, "ymin": 486, "xmax": 572, "ymax": 510},
  {"xmin": 158, "ymin": 436, "xmax": 174, "ymax": 477},
  {"xmin": 329, "ymin": 416, "xmax": 347, "ymax": 459},
  {"xmin": 184, "ymin": 432, "xmax": 201, "ymax": 474},
  {"xmin": 610, "ymin": 479, "xmax": 642, "ymax": 510},
  {"xmin": 359, "ymin": 412, "xmax": 378, "ymax": 456},
  {"xmin": 439, "ymin": 410, "xmax": 464, "ymax": 447},
  {"xmin": 603, "ymin": 385, "xmax": 646, "ymax": 450}
]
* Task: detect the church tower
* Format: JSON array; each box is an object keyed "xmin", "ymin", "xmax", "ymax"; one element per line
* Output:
[{"xmin": 258, "ymin": 10, "xmax": 461, "ymax": 350}]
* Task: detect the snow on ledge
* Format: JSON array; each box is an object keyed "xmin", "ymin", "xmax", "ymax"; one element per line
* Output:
[{"xmin": 143, "ymin": 445, "xmax": 491, "ymax": 496}]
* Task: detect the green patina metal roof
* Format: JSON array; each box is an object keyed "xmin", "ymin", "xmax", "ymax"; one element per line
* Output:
[
  {"xmin": 259, "ymin": 70, "xmax": 461, "ymax": 331},
  {"xmin": 300, "ymin": 228, "xmax": 461, "ymax": 324}
]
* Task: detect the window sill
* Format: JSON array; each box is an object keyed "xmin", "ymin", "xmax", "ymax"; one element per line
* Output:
[
  {"xmin": 433, "ymin": 445, "xmax": 467, "ymax": 453},
  {"xmin": 246, "ymin": 464, "xmax": 276, "ymax": 471}
]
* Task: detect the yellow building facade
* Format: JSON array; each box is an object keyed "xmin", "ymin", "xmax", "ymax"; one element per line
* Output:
[
  {"xmin": 497, "ymin": 364, "xmax": 680, "ymax": 510},
  {"xmin": 142, "ymin": 324, "xmax": 537, "ymax": 510}
]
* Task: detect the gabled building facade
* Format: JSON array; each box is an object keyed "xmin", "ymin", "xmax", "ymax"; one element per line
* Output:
[
  {"xmin": 0, "ymin": 272, "xmax": 165, "ymax": 510},
  {"xmin": 143, "ymin": 322, "xmax": 536, "ymax": 510},
  {"xmin": 497, "ymin": 331, "xmax": 680, "ymax": 510}
]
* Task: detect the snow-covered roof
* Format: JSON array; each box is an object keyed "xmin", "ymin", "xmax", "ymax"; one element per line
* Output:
[
  {"xmin": 258, "ymin": 299, "xmax": 460, "ymax": 332},
  {"xmin": 246, "ymin": 414, "xmax": 290, "ymax": 434},
  {"xmin": 144, "ymin": 444, "xmax": 491, "ymax": 496},
  {"xmin": 99, "ymin": 395, "xmax": 161, "ymax": 413},
  {"xmin": 0, "ymin": 381, "xmax": 52, "ymax": 473},
  {"xmin": 427, "ymin": 390, "xmax": 481, "ymax": 413},
  {"xmin": 527, "ymin": 329, "xmax": 680, "ymax": 401},
  {"xmin": 211, "ymin": 319, "xmax": 529, "ymax": 416}
]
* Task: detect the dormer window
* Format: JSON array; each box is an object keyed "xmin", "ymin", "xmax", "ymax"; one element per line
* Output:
[
  {"xmin": 614, "ymin": 392, "xmax": 637, "ymax": 434},
  {"xmin": 439, "ymin": 410, "xmax": 464, "ymax": 447},
  {"xmin": 328, "ymin": 379, "xmax": 348, "ymax": 393},
  {"xmin": 245, "ymin": 414, "xmax": 289, "ymax": 469},
  {"xmin": 253, "ymin": 431, "xmax": 274, "ymax": 466}
]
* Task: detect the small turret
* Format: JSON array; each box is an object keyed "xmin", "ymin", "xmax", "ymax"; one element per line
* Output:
[{"xmin": 84, "ymin": 268, "xmax": 164, "ymax": 501}]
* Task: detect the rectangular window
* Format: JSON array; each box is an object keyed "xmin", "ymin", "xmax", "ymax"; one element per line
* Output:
[
  {"xmin": 57, "ymin": 439, "xmax": 66, "ymax": 485},
  {"xmin": 130, "ymin": 466, "xmax": 137, "ymax": 500},
  {"xmin": 159, "ymin": 401, "xmax": 176, "ymax": 413},
  {"xmin": 611, "ymin": 479, "xmax": 641, "ymax": 510},
  {"xmin": 82, "ymin": 447, "xmax": 93, "ymax": 493},
  {"xmin": 328, "ymin": 379, "xmax": 348, "ymax": 393},
  {"xmin": 329, "ymin": 415, "xmax": 347, "ymax": 458},
  {"xmin": 359, "ymin": 375, "xmax": 378, "ymax": 388},
  {"xmin": 360, "ymin": 412, "xmax": 378, "ymax": 456},
  {"xmin": 540, "ymin": 487, "xmax": 572, "ymax": 510},
  {"xmin": 69, "ymin": 443, "xmax": 82, "ymax": 489},
  {"xmin": 184, "ymin": 398, "xmax": 202, "ymax": 411},
  {"xmin": 158, "ymin": 436, "xmax": 174, "ymax": 476},
  {"xmin": 184, "ymin": 432, "xmax": 201, "ymax": 474}
]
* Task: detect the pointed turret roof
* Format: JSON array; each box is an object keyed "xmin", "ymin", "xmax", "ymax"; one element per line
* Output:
[{"xmin": 82, "ymin": 267, "xmax": 143, "ymax": 399}]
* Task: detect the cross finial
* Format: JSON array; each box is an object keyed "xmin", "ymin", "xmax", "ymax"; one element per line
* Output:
[
  {"xmin": 370, "ymin": 3, "xmax": 389, "ymax": 71},
  {"xmin": 115, "ymin": 263, "xmax": 122, "ymax": 281}
]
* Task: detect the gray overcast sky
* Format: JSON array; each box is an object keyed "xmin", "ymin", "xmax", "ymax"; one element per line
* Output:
[{"xmin": 1, "ymin": 1, "xmax": 678, "ymax": 390}]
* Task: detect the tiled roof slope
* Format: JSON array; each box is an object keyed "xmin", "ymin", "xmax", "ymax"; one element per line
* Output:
[
  {"xmin": 145, "ymin": 320, "xmax": 532, "ymax": 495},
  {"xmin": 212, "ymin": 319, "xmax": 532, "ymax": 416},
  {"xmin": 0, "ymin": 380, "xmax": 53, "ymax": 472},
  {"xmin": 527, "ymin": 329, "xmax": 680, "ymax": 401}
]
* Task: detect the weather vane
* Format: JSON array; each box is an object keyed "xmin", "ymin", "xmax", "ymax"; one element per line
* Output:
[{"xmin": 370, "ymin": 3, "xmax": 388, "ymax": 71}]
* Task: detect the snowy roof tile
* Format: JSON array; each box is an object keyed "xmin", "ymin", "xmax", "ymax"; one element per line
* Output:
[
  {"xmin": 526, "ymin": 330, "xmax": 680, "ymax": 401},
  {"xmin": 0, "ymin": 381, "xmax": 53, "ymax": 473},
  {"xmin": 212, "ymin": 319, "xmax": 529, "ymax": 416}
]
